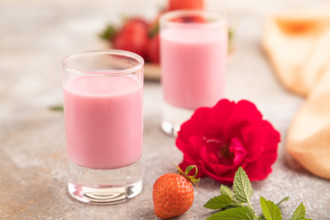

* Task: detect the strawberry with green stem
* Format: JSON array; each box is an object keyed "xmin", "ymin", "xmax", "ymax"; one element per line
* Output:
[
  {"xmin": 153, "ymin": 165, "xmax": 200, "ymax": 219},
  {"xmin": 99, "ymin": 18, "xmax": 149, "ymax": 59}
]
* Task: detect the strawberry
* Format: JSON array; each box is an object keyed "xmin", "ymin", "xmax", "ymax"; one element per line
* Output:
[
  {"xmin": 146, "ymin": 34, "xmax": 160, "ymax": 64},
  {"xmin": 112, "ymin": 18, "xmax": 149, "ymax": 59},
  {"xmin": 169, "ymin": 0, "xmax": 204, "ymax": 11},
  {"xmin": 121, "ymin": 17, "xmax": 149, "ymax": 32},
  {"xmin": 153, "ymin": 165, "xmax": 199, "ymax": 219},
  {"xmin": 147, "ymin": 21, "xmax": 160, "ymax": 63}
]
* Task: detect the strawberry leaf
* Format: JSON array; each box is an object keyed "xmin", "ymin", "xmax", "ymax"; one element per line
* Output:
[
  {"xmin": 99, "ymin": 24, "xmax": 117, "ymax": 41},
  {"xmin": 149, "ymin": 22, "xmax": 159, "ymax": 38}
]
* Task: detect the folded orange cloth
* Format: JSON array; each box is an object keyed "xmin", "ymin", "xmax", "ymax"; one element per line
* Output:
[{"xmin": 262, "ymin": 4, "xmax": 330, "ymax": 179}]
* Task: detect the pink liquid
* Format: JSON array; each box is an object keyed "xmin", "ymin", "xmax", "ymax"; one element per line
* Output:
[
  {"xmin": 161, "ymin": 25, "xmax": 227, "ymax": 109},
  {"xmin": 63, "ymin": 75, "xmax": 143, "ymax": 169}
]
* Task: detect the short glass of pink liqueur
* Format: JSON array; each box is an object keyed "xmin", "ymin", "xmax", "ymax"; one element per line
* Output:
[
  {"xmin": 160, "ymin": 10, "xmax": 228, "ymax": 135},
  {"xmin": 62, "ymin": 50, "xmax": 144, "ymax": 204}
]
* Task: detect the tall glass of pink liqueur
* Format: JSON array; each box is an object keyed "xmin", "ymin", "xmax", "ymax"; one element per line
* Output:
[
  {"xmin": 62, "ymin": 50, "xmax": 144, "ymax": 204},
  {"xmin": 160, "ymin": 10, "xmax": 227, "ymax": 135}
]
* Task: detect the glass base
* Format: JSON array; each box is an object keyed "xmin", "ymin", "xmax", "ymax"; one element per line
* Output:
[
  {"xmin": 67, "ymin": 159, "xmax": 142, "ymax": 205},
  {"xmin": 161, "ymin": 102, "xmax": 193, "ymax": 137}
]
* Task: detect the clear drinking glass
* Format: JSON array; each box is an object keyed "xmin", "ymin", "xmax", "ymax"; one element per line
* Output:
[
  {"xmin": 62, "ymin": 50, "xmax": 144, "ymax": 204},
  {"xmin": 160, "ymin": 10, "xmax": 228, "ymax": 135}
]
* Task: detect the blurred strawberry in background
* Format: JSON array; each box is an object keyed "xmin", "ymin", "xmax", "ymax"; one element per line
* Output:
[
  {"xmin": 99, "ymin": 18, "xmax": 149, "ymax": 59},
  {"xmin": 112, "ymin": 18, "xmax": 149, "ymax": 58},
  {"xmin": 147, "ymin": 34, "xmax": 160, "ymax": 63},
  {"xmin": 99, "ymin": 0, "xmax": 207, "ymax": 64},
  {"xmin": 169, "ymin": 0, "xmax": 204, "ymax": 11}
]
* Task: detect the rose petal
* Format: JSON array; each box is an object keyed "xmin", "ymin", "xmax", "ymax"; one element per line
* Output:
[
  {"xmin": 200, "ymin": 146, "xmax": 233, "ymax": 176},
  {"xmin": 176, "ymin": 138, "xmax": 193, "ymax": 156},
  {"xmin": 200, "ymin": 161, "xmax": 238, "ymax": 184},
  {"xmin": 243, "ymin": 123, "xmax": 266, "ymax": 161},
  {"xmin": 243, "ymin": 160, "xmax": 272, "ymax": 181},
  {"xmin": 229, "ymin": 138, "xmax": 247, "ymax": 165},
  {"xmin": 212, "ymin": 100, "xmax": 234, "ymax": 132},
  {"xmin": 178, "ymin": 107, "xmax": 211, "ymax": 140},
  {"xmin": 235, "ymin": 100, "xmax": 263, "ymax": 122},
  {"xmin": 262, "ymin": 121, "xmax": 281, "ymax": 151}
]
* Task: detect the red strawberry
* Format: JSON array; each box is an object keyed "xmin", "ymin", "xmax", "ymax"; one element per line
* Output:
[
  {"xmin": 122, "ymin": 17, "xmax": 148, "ymax": 31},
  {"xmin": 153, "ymin": 166, "xmax": 199, "ymax": 219},
  {"xmin": 112, "ymin": 18, "xmax": 149, "ymax": 59},
  {"xmin": 169, "ymin": 0, "xmax": 204, "ymax": 11},
  {"xmin": 147, "ymin": 34, "xmax": 160, "ymax": 64}
]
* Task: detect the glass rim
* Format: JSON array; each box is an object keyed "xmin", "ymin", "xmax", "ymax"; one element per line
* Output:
[
  {"xmin": 62, "ymin": 49, "xmax": 144, "ymax": 77},
  {"xmin": 159, "ymin": 9, "xmax": 227, "ymax": 27}
]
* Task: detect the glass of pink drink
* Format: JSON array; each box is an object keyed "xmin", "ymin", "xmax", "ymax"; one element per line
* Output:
[
  {"xmin": 160, "ymin": 10, "xmax": 227, "ymax": 135},
  {"xmin": 62, "ymin": 50, "xmax": 144, "ymax": 204}
]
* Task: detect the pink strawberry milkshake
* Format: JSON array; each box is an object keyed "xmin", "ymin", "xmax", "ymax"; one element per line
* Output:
[
  {"xmin": 63, "ymin": 75, "xmax": 143, "ymax": 170},
  {"xmin": 161, "ymin": 21, "xmax": 227, "ymax": 110}
]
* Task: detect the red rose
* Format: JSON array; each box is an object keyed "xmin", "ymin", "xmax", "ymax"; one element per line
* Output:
[{"xmin": 176, "ymin": 99, "xmax": 281, "ymax": 184}]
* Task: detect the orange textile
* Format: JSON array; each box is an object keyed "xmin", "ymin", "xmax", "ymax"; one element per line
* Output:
[{"xmin": 262, "ymin": 3, "xmax": 330, "ymax": 179}]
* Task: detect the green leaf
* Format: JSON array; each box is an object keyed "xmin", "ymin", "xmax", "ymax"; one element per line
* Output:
[
  {"xmin": 220, "ymin": 185, "xmax": 233, "ymax": 199},
  {"xmin": 228, "ymin": 27, "xmax": 234, "ymax": 52},
  {"xmin": 204, "ymin": 194, "xmax": 239, "ymax": 210},
  {"xmin": 206, "ymin": 207, "xmax": 255, "ymax": 220},
  {"xmin": 260, "ymin": 197, "xmax": 282, "ymax": 220},
  {"xmin": 291, "ymin": 203, "xmax": 310, "ymax": 220},
  {"xmin": 98, "ymin": 24, "xmax": 117, "ymax": 41},
  {"xmin": 185, "ymin": 165, "xmax": 198, "ymax": 177},
  {"xmin": 149, "ymin": 22, "xmax": 159, "ymax": 38},
  {"xmin": 258, "ymin": 216, "xmax": 265, "ymax": 220},
  {"xmin": 276, "ymin": 197, "xmax": 289, "ymax": 207},
  {"xmin": 49, "ymin": 105, "xmax": 63, "ymax": 111},
  {"xmin": 259, "ymin": 197, "xmax": 289, "ymax": 220},
  {"xmin": 228, "ymin": 27, "xmax": 234, "ymax": 41},
  {"xmin": 233, "ymin": 167, "xmax": 253, "ymax": 203}
]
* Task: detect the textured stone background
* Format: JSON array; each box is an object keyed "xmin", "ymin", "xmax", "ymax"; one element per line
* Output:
[{"xmin": 0, "ymin": 0, "xmax": 329, "ymax": 219}]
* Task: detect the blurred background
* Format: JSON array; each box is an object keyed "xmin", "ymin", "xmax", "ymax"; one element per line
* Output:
[{"xmin": 0, "ymin": 0, "xmax": 326, "ymax": 122}]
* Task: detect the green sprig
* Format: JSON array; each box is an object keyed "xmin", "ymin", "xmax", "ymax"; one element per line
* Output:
[
  {"xmin": 176, "ymin": 165, "xmax": 200, "ymax": 186},
  {"xmin": 204, "ymin": 167, "xmax": 312, "ymax": 220}
]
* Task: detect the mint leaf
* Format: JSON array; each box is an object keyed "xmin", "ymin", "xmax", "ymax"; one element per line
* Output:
[
  {"xmin": 233, "ymin": 167, "xmax": 253, "ymax": 203},
  {"xmin": 206, "ymin": 207, "xmax": 255, "ymax": 220},
  {"xmin": 220, "ymin": 185, "xmax": 233, "ymax": 198},
  {"xmin": 204, "ymin": 194, "xmax": 239, "ymax": 210},
  {"xmin": 276, "ymin": 197, "xmax": 289, "ymax": 207},
  {"xmin": 291, "ymin": 203, "xmax": 311, "ymax": 220},
  {"xmin": 259, "ymin": 197, "xmax": 289, "ymax": 220},
  {"xmin": 260, "ymin": 197, "xmax": 282, "ymax": 220}
]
